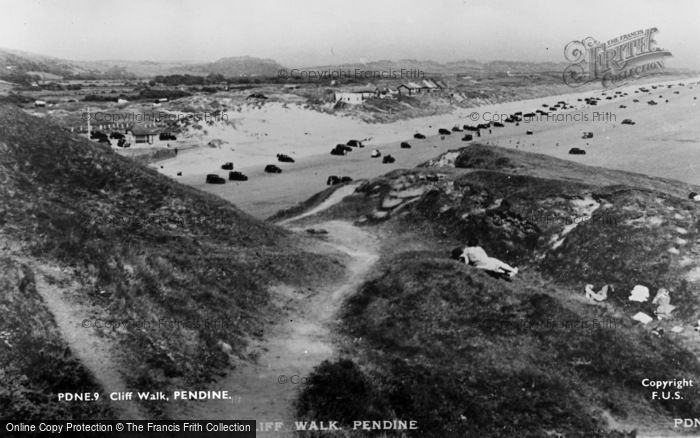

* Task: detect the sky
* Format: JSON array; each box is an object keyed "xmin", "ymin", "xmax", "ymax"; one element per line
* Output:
[{"xmin": 1, "ymin": 0, "xmax": 699, "ymax": 68}]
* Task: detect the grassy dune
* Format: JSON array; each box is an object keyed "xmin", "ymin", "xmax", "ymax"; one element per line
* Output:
[
  {"xmin": 0, "ymin": 105, "xmax": 342, "ymax": 418},
  {"xmin": 0, "ymin": 258, "xmax": 114, "ymax": 420},
  {"xmin": 296, "ymin": 145, "xmax": 700, "ymax": 437}
]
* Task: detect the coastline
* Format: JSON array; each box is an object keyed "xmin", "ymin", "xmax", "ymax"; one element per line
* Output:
[{"xmin": 146, "ymin": 75, "xmax": 700, "ymax": 218}]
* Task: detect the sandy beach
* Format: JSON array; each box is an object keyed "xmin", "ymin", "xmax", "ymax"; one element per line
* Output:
[{"xmin": 150, "ymin": 77, "xmax": 700, "ymax": 218}]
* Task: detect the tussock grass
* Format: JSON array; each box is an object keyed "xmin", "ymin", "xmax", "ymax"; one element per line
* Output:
[
  {"xmin": 0, "ymin": 105, "xmax": 341, "ymax": 417},
  {"xmin": 300, "ymin": 255, "xmax": 700, "ymax": 436},
  {"xmin": 0, "ymin": 258, "xmax": 113, "ymax": 420},
  {"xmin": 297, "ymin": 144, "xmax": 700, "ymax": 436}
]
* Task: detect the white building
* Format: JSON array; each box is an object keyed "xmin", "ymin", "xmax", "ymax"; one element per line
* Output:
[{"xmin": 334, "ymin": 89, "xmax": 377, "ymax": 105}]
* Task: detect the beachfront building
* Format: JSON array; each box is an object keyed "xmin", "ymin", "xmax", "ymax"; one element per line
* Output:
[
  {"xmin": 130, "ymin": 126, "xmax": 160, "ymax": 144},
  {"xmin": 378, "ymin": 87, "xmax": 399, "ymax": 98},
  {"xmin": 397, "ymin": 82, "xmax": 423, "ymax": 95},
  {"xmin": 334, "ymin": 88, "xmax": 377, "ymax": 104},
  {"xmin": 422, "ymin": 79, "xmax": 440, "ymax": 92},
  {"xmin": 397, "ymin": 79, "xmax": 447, "ymax": 96}
]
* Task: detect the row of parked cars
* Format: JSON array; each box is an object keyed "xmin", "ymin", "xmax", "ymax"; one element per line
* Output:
[
  {"xmin": 205, "ymin": 159, "xmax": 290, "ymax": 184},
  {"xmin": 205, "ymin": 170, "xmax": 249, "ymax": 184}
]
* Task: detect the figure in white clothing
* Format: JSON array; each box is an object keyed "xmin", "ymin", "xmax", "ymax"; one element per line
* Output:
[
  {"xmin": 652, "ymin": 288, "xmax": 675, "ymax": 319},
  {"xmin": 628, "ymin": 285, "xmax": 650, "ymax": 302},
  {"xmin": 585, "ymin": 284, "xmax": 610, "ymax": 302},
  {"xmin": 461, "ymin": 238, "xmax": 518, "ymax": 278}
]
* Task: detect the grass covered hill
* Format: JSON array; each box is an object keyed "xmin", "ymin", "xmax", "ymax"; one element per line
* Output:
[
  {"xmin": 295, "ymin": 144, "xmax": 700, "ymax": 437},
  {"xmin": 0, "ymin": 104, "xmax": 341, "ymax": 419}
]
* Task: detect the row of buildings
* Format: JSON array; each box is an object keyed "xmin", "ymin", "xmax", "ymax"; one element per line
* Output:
[{"xmin": 334, "ymin": 79, "xmax": 448, "ymax": 105}]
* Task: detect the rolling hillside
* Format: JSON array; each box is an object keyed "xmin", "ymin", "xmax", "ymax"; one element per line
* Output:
[
  {"xmin": 291, "ymin": 145, "xmax": 700, "ymax": 437},
  {"xmin": 0, "ymin": 104, "xmax": 340, "ymax": 419}
]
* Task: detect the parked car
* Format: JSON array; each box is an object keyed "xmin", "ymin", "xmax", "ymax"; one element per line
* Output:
[
  {"xmin": 206, "ymin": 174, "xmax": 226, "ymax": 184},
  {"xmin": 331, "ymin": 144, "xmax": 352, "ymax": 156},
  {"xmin": 228, "ymin": 171, "xmax": 248, "ymax": 181},
  {"xmin": 327, "ymin": 175, "xmax": 353, "ymax": 185},
  {"xmin": 327, "ymin": 176, "xmax": 340, "ymax": 185},
  {"xmin": 265, "ymin": 164, "xmax": 282, "ymax": 173}
]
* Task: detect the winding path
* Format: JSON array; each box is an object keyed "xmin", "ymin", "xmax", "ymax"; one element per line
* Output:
[{"xmin": 171, "ymin": 185, "xmax": 378, "ymax": 436}]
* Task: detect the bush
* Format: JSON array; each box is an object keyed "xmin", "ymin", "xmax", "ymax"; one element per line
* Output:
[{"xmin": 296, "ymin": 359, "xmax": 383, "ymax": 424}]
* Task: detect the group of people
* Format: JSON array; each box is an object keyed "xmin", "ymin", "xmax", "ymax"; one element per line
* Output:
[
  {"xmin": 451, "ymin": 239, "xmax": 676, "ymax": 322},
  {"xmin": 586, "ymin": 283, "xmax": 675, "ymax": 320},
  {"xmin": 452, "ymin": 239, "xmax": 677, "ymax": 325}
]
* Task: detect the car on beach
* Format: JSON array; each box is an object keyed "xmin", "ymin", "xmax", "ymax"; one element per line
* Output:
[
  {"xmin": 205, "ymin": 174, "xmax": 226, "ymax": 184},
  {"xmin": 277, "ymin": 154, "xmax": 295, "ymax": 163},
  {"xmin": 228, "ymin": 171, "xmax": 248, "ymax": 181}
]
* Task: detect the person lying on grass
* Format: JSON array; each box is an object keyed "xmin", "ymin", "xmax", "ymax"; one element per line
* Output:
[{"xmin": 457, "ymin": 237, "xmax": 518, "ymax": 278}]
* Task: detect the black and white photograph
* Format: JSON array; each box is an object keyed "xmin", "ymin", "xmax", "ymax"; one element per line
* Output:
[{"xmin": 1, "ymin": 0, "xmax": 700, "ymax": 436}]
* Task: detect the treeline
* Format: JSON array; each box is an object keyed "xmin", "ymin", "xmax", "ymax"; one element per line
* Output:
[
  {"xmin": 151, "ymin": 74, "xmax": 228, "ymax": 86},
  {"xmin": 0, "ymin": 72, "xmax": 42, "ymax": 86}
]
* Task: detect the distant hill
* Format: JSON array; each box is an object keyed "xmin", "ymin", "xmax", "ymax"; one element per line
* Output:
[
  {"xmin": 0, "ymin": 49, "xmax": 285, "ymax": 80},
  {"xmin": 169, "ymin": 56, "xmax": 286, "ymax": 77},
  {"xmin": 8, "ymin": 46, "xmax": 688, "ymax": 85},
  {"xmin": 0, "ymin": 47, "xmax": 95, "ymax": 78},
  {"xmin": 0, "ymin": 47, "xmax": 573, "ymax": 82},
  {"xmin": 0, "ymin": 47, "xmax": 197, "ymax": 80},
  {"xmin": 71, "ymin": 59, "xmax": 197, "ymax": 78}
]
